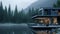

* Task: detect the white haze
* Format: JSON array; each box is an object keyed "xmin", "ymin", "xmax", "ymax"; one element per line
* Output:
[{"xmin": 0, "ymin": 0, "xmax": 37, "ymax": 11}]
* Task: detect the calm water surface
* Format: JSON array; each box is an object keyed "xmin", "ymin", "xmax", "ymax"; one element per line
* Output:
[{"xmin": 0, "ymin": 23, "xmax": 60, "ymax": 34}]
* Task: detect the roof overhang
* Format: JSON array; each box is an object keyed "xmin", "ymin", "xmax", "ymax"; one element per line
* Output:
[{"xmin": 32, "ymin": 15, "xmax": 59, "ymax": 19}]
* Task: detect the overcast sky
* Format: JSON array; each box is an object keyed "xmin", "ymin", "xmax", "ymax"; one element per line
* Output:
[{"xmin": 0, "ymin": 0, "xmax": 37, "ymax": 10}]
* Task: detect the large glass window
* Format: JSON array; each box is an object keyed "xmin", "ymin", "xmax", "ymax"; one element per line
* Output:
[
  {"xmin": 35, "ymin": 18, "xmax": 45, "ymax": 24},
  {"xmin": 38, "ymin": 10, "xmax": 42, "ymax": 15},
  {"xmin": 44, "ymin": 9, "xmax": 51, "ymax": 16},
  {"xmin": 36, "ymin": 31, "xmax": 47, "ymax": 34},
  {"xmin": 44, "ymin": 18, "xmax": 50, "ymax": 24},
  {"xmin": 51, "ymin": 10, "xmax": 58, "ymax": 16},
  {"xmin": 36, "ymin": 31, "xmax": 56, "ymax": 34},
  {"xmin": 58, "ymin": 10, "xmax": 60, "ymax": 16},
  {"xmin": 58, "ymin": 12, "xmax": 60, "ymax": 15},
  {"xmin": 35, "ymin": 18, "xmax": 51, "ymax": 24},
  {"xmin": 35, "ymin": 17, "xmax": 58, "ymax": 24},
  {"xmin": 36, "ymin": 31, "xmax": 42, "ymax": 34},
  {"xmin": 53, "ymin": 17, "xmax": 58, "ymax": 24}
]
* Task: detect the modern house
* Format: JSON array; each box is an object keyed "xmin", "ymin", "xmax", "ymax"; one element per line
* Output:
[
  {"xmin": 32, "ymin": 8, "xmax": 60, "ymax": 25},
  {"xmin": 29, "ymin": 8, "xmax": 60, "ymax": 34}
]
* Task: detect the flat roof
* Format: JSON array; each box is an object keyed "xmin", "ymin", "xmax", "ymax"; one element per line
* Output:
[{"xmin": 32, "ymin": 15, "xmax": 59, "ymax": 19}]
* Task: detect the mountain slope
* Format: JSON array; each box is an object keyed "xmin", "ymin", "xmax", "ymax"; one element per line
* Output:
[
  {"xmin": 28, "ymin": 0, "xmax": 57, "ymax": 8},
  {"xmin": 24, "ymin": 0, "xmax": 57, "ymax": 12}
]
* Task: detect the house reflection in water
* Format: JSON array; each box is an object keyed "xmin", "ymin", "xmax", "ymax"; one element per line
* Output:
[{"xmin": 30, "ymin": 8, "xmax": 60, "ymax": 34}]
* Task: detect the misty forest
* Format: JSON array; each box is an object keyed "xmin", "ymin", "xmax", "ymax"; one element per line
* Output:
[
  {"xmin": 0, "ymin": 2, "xmax": 38, "ymax": 23},
  {"xmin": 0, "ymin": 0, "xmax": 60, "ymax": 23}
]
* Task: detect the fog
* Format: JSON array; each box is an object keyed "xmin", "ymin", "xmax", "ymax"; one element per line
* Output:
[{"xmin": 0, "ymin": 0, "xmax": 37, "ymax": 10}]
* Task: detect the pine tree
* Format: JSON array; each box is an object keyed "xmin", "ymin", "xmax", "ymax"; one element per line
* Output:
[
  {"xmin": 8, "ymin": 4, "xmax": 11, "ymax": 22},
  {"xmin": 14, "ymin": 5, "xmax": 18, "ymax": 23},
  {"xmin": 20, "ymin": 9, "xmax": 25, "ymax": 22},
  {"xmin": 0, "ymin": 2, "xmax": 4, "ymax": 22},
  {"xmin": 53, "ymin": 0, "xmax": 60, "ymax": 7},
  {"xmin": 3, "ymin": 6, "xmax": 8, "ymax": 22},
  {"xmin": 27, "ymin": 8, "xmax": 31, "ymax": 22},
  {"xmin": 11, "ymin": 10, "xmax": 14, "ymax": 22}
]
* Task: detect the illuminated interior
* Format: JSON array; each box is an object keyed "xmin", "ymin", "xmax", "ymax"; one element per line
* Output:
[
  {"xmin": 36, "ymin": 31, "xmax": 42, "ymax": 34},
  {"xmin": 36, "ymin": 31, "xmax": 56, "ymax": 34},
  {"xmin": 44, "ymin": 18, "xmax": 50, "ymax": 24},
  {"xmin": 39, "ymin": 19, "xmax": 44, "ymax": 23},
  {"xmin": 58, "ymin": 10, "xmax": 60, "ymax": 16},
  {"xmin": 35, "ymin": 17, "xmax": 50, "ymax": 24},
  {"xmin": 35, "ymin": 17, "xmax": 58, "ymax": 24},
  {"xmin": 58, "ymin": 12, "xmax": 60, "ymax": 16},
  {"xmin": 53, "ymin": 17, "xmax": 58, "ymax": 24}
]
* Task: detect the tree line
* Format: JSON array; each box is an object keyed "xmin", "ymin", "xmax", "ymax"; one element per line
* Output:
[{"xmin": 0, "ymin": 2, "xmax": 41, "ymax": 23}]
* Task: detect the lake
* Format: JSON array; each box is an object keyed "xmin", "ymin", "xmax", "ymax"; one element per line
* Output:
[{"xmin": 0, "ymin": 23, "xmax": 60, "ymax": 34}]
